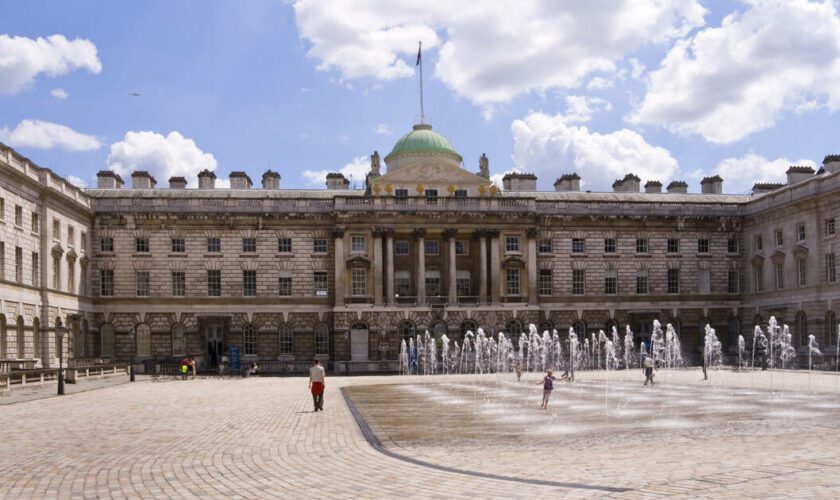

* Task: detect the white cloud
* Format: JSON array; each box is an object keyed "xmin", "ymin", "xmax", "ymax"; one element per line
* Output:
[
  {"xmin": 293, "ymin": 0, "xmax": 706, "ymax": 105},
  {"xmin": 65, "ymin": 175, "xmax": 88, "ymax": 188},
  {"xmin": 713, "ymin": 153, "xmax": 815, "ymax": 193},
  {"xmin": 562, "ymin": 95, "xmax": 612, "ymax": 123},
  {"xmin": 105, "ymin": 131, "xmax": 217, "ymax": 188},
  {"xmin": 0, "ymin": 119, "xmax": 101, "ymax": 151},
  {"xmin": 628, "ymin": 58, "xmax": 646, "ymax": 80},
  {"xmin": 587, "ymin": 77, "xmax": 614, "ymax": 91},
  {"xmin": 302, "ymin": 155, "xmax": 369, "ymax": 187},
  {"xmin": 0, "ymin": 34, "xmax": 101, "ymax": 95},
  {"xmin": 374, "ymin": 123, "xmax": 391, "ymax": 135},
  {"xmin": 50, "ymin": 87, "xmax": 68, "ymax": 100},
  {"xmin": 511, "ymin": 111, "xmax": 678, "ymax": 192},
  {"xmin": 630, "ymin": 0, "xmax": 840, "ymax": 144}
]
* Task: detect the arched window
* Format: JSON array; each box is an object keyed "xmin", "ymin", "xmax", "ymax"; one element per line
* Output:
[
  {"xmin": 314, "ymin": 323, "xmax": 329, "ymax": 356},
  {"xmin": 0, "ymin": 315, "xmax": 6, "ymax": 358},
  {"xmin": 505, "ymin": 319, "xmax": 523, "ymax": 338},
  {"xmin": 136, "ymin": 324, "xmax": 151, "ymax": 358},
  {"xmin": 100, "ymin": 323, "xmax": 115, "ymax": 358},
  {"xmin": 572, "ymin": 321, "xmax": 585, "ymax": 337},
  {"xmin": 460, "ymin": 320, "xmax": 477, "ymax": 337},
  {"xmin": 243, "ymin": 324, "xmax": 257, "ymax": 355},
  {"xmin": 796, "ymin": 311, "xmax": 808, "ymax": 347},
  {"xmin": 728, "ymin": 318, "xmax": 741, "ymax": 348},
  {"xmin": 540, "ymin": 320, "xmax": 555, "ymax": 334},
  {"xmin": 32, "ymin": 318, "xmax": 41, "ymax": 360},
  {"xmin": 350, "ymin": 321, "xmax": 369, "ymax": 362},
  {"xmin": 17, "ymin": 316, "xmax": 25, "ymax": 359},
  {"xmin": 279, "ymin": 324, "xmax": 294, "ymax": 355},
  {"xmin": 172, "ymin": 323, "xmax": 185, "ymax": 356},
  {"xmin": 826, "ymin": 311, "xmax": 837, "ymax": 347},
  {"xmin": 398, "ymin": 320, "xmax": 416, "ymax": 343}
]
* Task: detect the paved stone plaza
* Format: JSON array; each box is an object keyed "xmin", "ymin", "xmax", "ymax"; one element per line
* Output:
[{"xmin": 2, "ymin": 370, "xmax": 840, "ymax": 499}]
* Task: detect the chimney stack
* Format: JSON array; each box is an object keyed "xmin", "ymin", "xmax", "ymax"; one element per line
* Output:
[
  {"xmin": 553, "ymin": 173, "xmax": 580, "ymax": 192},
  {"xmin": 96, "ymin": 170, "xmax": 124, "ymax": 189},
  {"xmin": 168, "ymin": 176, "xmax": 187, "ymax": 189},
  {"xmin": 501, "ymin": 172, "xmax": 537, "ymax": 191},
  {"xmin": 130, "ymin": 171, "xmax": 156, "ymax": 189},
  {"xmin": 262, "ymin": 170, "xmax": 281, "ymax": 189},
  {"xmin": 229, "ymin": 171, "xmax": 253, "ymax": 189},
  {"xmin": 752, "ymin": 182, "xmax": 784, "ymax": 195},
  {"xmin": 644, "ymin": 180, "xmax": 662, "ymax": 193},
  {"xmin": 786, "ymin": 166, "xmax": 815, "ymax": 185},
  {"xmin": 700, "ymin": 175, "xmax": 723, "ymax": 194},
  {"xmin": 666, "ymin": 180, "xmax": 688, "ymax": 194},
  {"xmin": 326, "ymin": 172, "xmax": 350, "ymax": 190},
  {"xmin": 197, "ymin": 169, "xmax": 216, "ymax": 189},
  {"xmin": 612, "ymin": 173, "xmax": 641, "ymax": 193},
  {"xmin": 824, "ymin": 154, "xmax": 840, "ymax": 174}
]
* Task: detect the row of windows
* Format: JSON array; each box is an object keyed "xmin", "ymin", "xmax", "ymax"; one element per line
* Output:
[
  {"xmin": 102, "ymin": 270, "xmax": 331, "ymax": 297},
  {"xmin": 535, "ymin": 268, "xmax": 739, "ymax": 296},
  {"xmin": 0, "ymin": 242, "xmax": 90, "ymax": 293},
  {"xmin": 0, "ymin": 200, "xmax": 90, "ymax": 249},
  {"xmin": 538, "ymin": 237, "xmax": 738, "ymax": 255},
  {"xmin": 101, "ymin": 237, "xmax": 331, "ymax": 255},
  {"xmin": 752, "ymin": 253, "xmax": 837, "ymax": 292},
  {"xmin": 753, "ymin": 218, "xmax": 836, "ymax": 251}
]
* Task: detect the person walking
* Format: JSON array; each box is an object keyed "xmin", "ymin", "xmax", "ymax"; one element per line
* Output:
[
  {"xmin": 515, "ymin": 361, "xmax": 523, "ymax": 382},
  {"xmin": 309, "ymin": 359, "xmax": 326, "ymax": 412},
  {"xmin": 643, "ymin": 354, "xmax": 655, "ymax": 386},
  {"xmin": 537, "ymin": 369, "xmax": 556, "ymax": 409},
  {"xmin": 189, "ymin": 358, "xmax": 197, "ymax": 379}
]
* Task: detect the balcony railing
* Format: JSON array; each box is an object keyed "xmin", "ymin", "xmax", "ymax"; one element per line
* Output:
[
  {"xmin": 426, "ymin": 296, "xmax": 448, "ymax": 307},
  {"xmin": 457, "ymin": 295, "xmax": 480, "ymax": 306},
  {"xmin": 501, "ymin": 295, "xmax": 527, "ymax": 304},
  {"xmin": 395, "ymin": 296, "xmax": 418, "ymax": 306},
  {"xmin": 344, "ymin": 296, "xmax": 374, "ymax": 305}
]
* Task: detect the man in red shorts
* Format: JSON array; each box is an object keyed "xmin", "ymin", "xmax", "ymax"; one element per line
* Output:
[{"xmin": 309, "ymin": 359, "xmax": 326, "ymax": 412}]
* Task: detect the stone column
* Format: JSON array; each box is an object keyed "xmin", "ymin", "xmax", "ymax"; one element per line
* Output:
[
  {"xmin": 332, "ymin": 227, "xmax": 346, "ymax": 306},
  {"xmin": 488, "ymin": 229, "xmax": 501, "ymax": 304},
  {"xmin": 526, "ymin": 228, "xmax": 538, "ymax": 304},
  {"xmin": 385, "ymin": 229, "xmax": 395, "ymax": 306},
  {"xmin": 414, "ymin": 228, "xmax": 426, "ymax": 306},
  {"xmin": 372, "ymin": 228, "xmax": 384, "ymax": 306},
  {"xmin": 445, "ymin": 228, "xmax": 458, "ymax": 305},
  {"xmin": 476, "ymin": 229, "xmax": 488, "ymax": 305}
]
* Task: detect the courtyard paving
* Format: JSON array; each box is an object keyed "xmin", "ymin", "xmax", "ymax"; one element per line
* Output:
[{"xmin": 1, "ymin": 369, "xmax": 839, "ymax": 498}]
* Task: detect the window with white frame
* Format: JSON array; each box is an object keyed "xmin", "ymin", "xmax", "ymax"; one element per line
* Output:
[
  {"xmin": 313, "ymin": 238, "xmax": 327, "ymax": 254},
  {"xmin": 826, "ymin": 253, "xmax": 836, "ymax": 284},
  {"xmin": 207, "ymin": 237, "xmax": 221, "ymax": 253},
  {"xmin": 14, "ymin": 205, "xmax": 22, "ymax": 227},
  {"xmin": 697, "ymin": 238, "xmax": 709, "ymax": 254},
  {"xmin": 538, "ymin": 269, "xmax": 552, "ymax": 296},
  {"xmin": 604, "ymin": 238, "xmax": 616, "ymax": 254},
  {"xmin": 351, "ymin": 268, "xmax": 366, "ymax": 295},
  {"xmin": 31, "ymin": 213, "xmax": 39, "ymax": 233},
  {"xmin": 797, "ymin": 257, "xmax": 807, "ymax": 287},
  {"xmin": 207, "ymin": 270, "xmax": 221, "ymax": 296},
  {"xmin": 728, "ymin": 238, "xmax": 739, "ymax": 254},
  {"xmin": 425, "ymin": 189, "xmax": 438, "ymax": 204},
  {"xmin": 636, "ymin": 271, "xmax": 648, "ymax": 294},
  {"xmin": 172, "ymin": 324, "xmax": 185, "ymax": 356},
  {"xmin": 277, "ymin": 237, "xmax": 292, "ymax": 253},
  {"xmin": 797, "ymin": 224, "xmax": 806, "ymax": 242},
  {"xmin": 31, "ymin": 251, "xmax": 39, "ymax": 286},
  {"xmin": 351, "ymin": 235, "xmax": 366, "ymax": 253},
  {"xmin": 314, "ymin": 271, "xmax": 328, "ymax": 296},
  {"xmin": 667, "ymin": 269, "xmax": 679, "ymax": 294},
  {"xmin": 172, "ymin": 272, "xmax": 185, "ymax": 296},
  {"xmin": 604, "ymin": 269, "xmax": 617, "ymax": 294},
  {"xmin": 278, "ymin": 272, "xmax": 292, "ymax": 296},
  {"xmin": 775, "ymin": 230, "xmax": 783, "ymax": 247},
  {"xmin": 825, "ymin": 218, "xmax": 836, "ymax": 236},
  {"xmin": 135, "ymin": 237, "xmax": 149, "ymax": 253},
  {"xmin": 728, "ymin": 270, "xmax": 739, "ymax": 294},
  {"xmin": 538, "ymin": 239, "xmax": 552, "ymax": 253},
  {"xmin": 636, "ymin": 238, "xmax": 648, "ymax": 254},
  {"xmin": 136, "ymin": 271, "xmax": 150, "ymax": 296},
  {"xmin": 455, "ymin": 240, "xmax": 469, "ymax": 256},
  {"xmin": 53, "ymin": 219, "xmax": 60, "ymax": 241},
  {"xmin": 572, "ymin": 269, "xmax": 585, "ymax": 295},
  {"xmin": 753, "ymin": 263, "xmax": 764, "ymax": 292},
  {"xmin": 100, "ymin": 269, "xmax": 114, "ymax": 296},
  {"xmin": 279, "ymin": 324, "xmax": 293, "ymax": 355},
  {"xmin": 314, "ymin": 323, "xmax": 329, "ymax": 355},
  {"xmin": 68, "ymin": 226, "xmax": 74, "ymax": 247},
  {"xmin": 506, "ymin": 268, "xmax": 520, "ymax": 295},
  {"xmin": 52, "ymin": 255, "xmax": 60, "ymax": 289},
  {"xmin": 505, "ymin": 236, "xmax": 520, "ymax": 253},
  {"xmin": 424, "ymin": 239, "xmax": 439, "ymax": 255},
  {"xmin": 15, "ymin": 247, "xmax": 22, "ymax": 283},
  {"xmin": 100, "ymin": 236, "xmax": 114, "ymax": 252},
  {"xmin": 243, "ymin": 324, "xmax": 257, "ymax": 355},
  {"xmin": 242, "ymin": 237, "xmax": 257, "ymax": 253},
  {"xmin": 775, "ymin": 262, "xmax": 785, "ymax": 290},
  {"xmin": 754, "ymin": 234, "xmax": 763, "ymax": 251},
  {"xmin": 572, "ymin": 238, "xmax": 586, "ymax": 254},
  {"xmin": 66, "ymin": 257, "xmax": 74, "ymax": 291},
  {"xmin": 171, "ymin": 238, "xmax": 185, "ymax": 253},
  {"xmin": 667, "ymin": 238, "xmax": 679, "ymax": 253}
]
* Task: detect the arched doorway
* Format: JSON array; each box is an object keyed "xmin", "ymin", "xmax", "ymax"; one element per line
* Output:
[
  {"xmin": 350, "ymin": 321, "xmax": 368, "ymax": 361},
  {"xmin": 398, "ymin": 320, "xmax": 416, "ymax": 345},
  {"xmin": 429, "ymin": 320, "xmax": 447, "ymax": 341},
  {"xmin": 136, "ymin": 324, "xmax": 151, "ymax": 359}
]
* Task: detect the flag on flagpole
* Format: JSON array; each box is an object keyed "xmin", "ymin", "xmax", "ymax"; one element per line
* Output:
[{"xmin": 416, "ymin": 42, "xmax": 421, "ymax": 66}]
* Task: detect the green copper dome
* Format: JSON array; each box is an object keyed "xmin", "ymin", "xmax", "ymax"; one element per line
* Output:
[{"xmin": 384, "ymin": 124, "xmax": 462, "ymax": 163}]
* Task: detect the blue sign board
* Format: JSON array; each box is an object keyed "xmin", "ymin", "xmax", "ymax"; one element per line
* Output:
[{"xmin": 229, "ymin": 346, "xmax": 241, "ymax": 371}]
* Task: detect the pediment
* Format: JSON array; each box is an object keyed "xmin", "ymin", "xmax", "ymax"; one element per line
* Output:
[{"xmin": 378, "ymin": 159, "xmax": 487, "ymax": 186}]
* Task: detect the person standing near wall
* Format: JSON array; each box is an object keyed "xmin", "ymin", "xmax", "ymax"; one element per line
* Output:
[{"xmin": 309, "ymin": 359, "xmax": 326, "ymax": 412}]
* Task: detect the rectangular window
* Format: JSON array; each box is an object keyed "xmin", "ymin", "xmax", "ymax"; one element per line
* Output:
[
  {"xmin": 698, "ymin": 269, "xmax": 710, "ymax": 294},
  {"xmin": 572, "ymin": 238, "xmax": 586, "ymax": 254},
  {"xmin": 456, "ymin": 270, "xmax": 471, "ymax": 297},
  {"xmin": 667, "ymin": 238, "xmax": 679, "ymax": 253},
  {"xmin": 0, "ymin": 242, "xmax": 4, "ymax": 280},
  {"xmin": 825, "ymin": 218, "xmax": 836, "ymax": 236},
  {"xmin": 53, "ymin": 219, "xmax": 60, "ymax": 241},
  {"xmin": 455, "ymin": 240, "xmax": 469, "ymax": 256},
  {"xmin": 775, "ymin": 230, "xmax": 783, "ymax": 247},
  {"xmin": 728, "ymin": 270, "xmax": 739, "ymax": 294},
  {"xmin": 14, "ymin": 246, "xmax": 22, "ymax": 283},
  {"xmin": 454, "ymin": 189, "xmax": 467, "ymax": 198},
  {"xmin": 67, "ymin": 259, "xmax": 74, "ymax": 291},
  {"xmin": 505, "ymin": 236, "xmax": 520, "ymax": 253},
  {"xmin": 798, "ymin": 258, "xmax": 807, "ymax": 287},
  {"xmin": 604, "ymin": 238, "xmax": 616, "ymax": 254},
  {"xmin": 32, "ymin": 252, "xmax": 39, "ymax": 286},
  {"xmin": 395, "ymin": 188, "xmax": 408, "ymax": 203},
  {"xmin": 754, "ymin": 234, "xmax": 763, "ymax": 251},
  {"xmin": 728, "ymin": 238, "xmax": 739, "ymax": 254},
  {"xmin": 797, "ymin": 224, "xmax": 806, "ymax": 242},
  {"xmin": 351, "ymin": 268, "xmax": 367, "ymax": 296},
  {"xmin": 279, "ymin": 328, "xmax": 293, "ymax": 355},
  {"xmin": 351, "ymin": 235, "xmax": 366, "ymax": 253},
  {"xmin": 31, "ymin": 213, "xmax": 39, "ymax": 233},
  {"xmin": 68, "ymin": 226, "xmax": 75, "ymax": 247},
  {"xmin": 100, "ymin": 269, "xmax": 114, "ymax": 296},
  {"xmin": 538, "ymin": 239, "xmax": 552, "ymax": 254},
  {"xmin": 395, "ymin": 240, "xmax": 409, "ymax": 255},
  {"xmin": 207, "ymin": 237, "xmax": 221, "ymax": 253},
  {"xmin": 314, "ymin": 271, "xmax": 328, "ymax": 296},
  {"xmin": 697, "ymin": 238, "xmax": 709, "ymax": 254},
  {"xmin": 278, "ymin": 274, "xmax": 292, "ymax": 296},
  {"xmin": 14, "ymin": 205, "xmax": 22, "ymax": 226},
  {"xmin": 0, "ymin": 198, "xmax": 4, "ymax": 220},
  {"xmin": 242, "ymin": 237, "xmax": 257, "ymax": 253},
  {"xmin": 826, "ymin": 253, "xmax": 836, "ymax": 284},
  {"xmin": 100, "ymin": 236, "xmax": 114, "ymax": 252},
  {"xmin": 636, "ymin": 273, "xmax": 648, "ymax": 294},
  {"xmin": 425, "ymin": 189, "xmax": 438, "ymax": 205},
  {"xmin": 604, "ymin": 270, "xmax": 617, "ymax": 295},
  {"xmin": 136, "ymin": 271, "xmax": 150, "ymax": 297},
  {"xmin": 667, "ymin": 269, "xmax": 679, "ymax": 294},
  {"xmin": 172, "ymin": 272, "xmax": 186, "ymax": 296},
  {"xmin": 52, "ymin": 255, "xmax": 60, "ymax": 289},
  {"xmin": 636, "ymin": 238, "xmax": 648, "ymax": 253},
  {"xmin": 538, "ymin": 269, "xmax": 552, "ymax": 296},
  {"xmin": 277, "ymin": 238, "xmax": 292, "ymax": 253},
  {"xmin": 395, "ymin": 270, "xmax": 410, "ymax": 296},
  {"xmin": 506, "ymin": 268, "xmax": 520, "ymax": 296},
  {"xmin": 80, "ymin": 232, "xmax": 86, "ymax": 251},
  {"xmin": 135, "ymin": 237, "xmax": 149, "ymax": 253},
  {"xmin": 243, "ymin": 270, "xmax": 257, "ymax": 296},
  {"xmin": 425, "ymin": 240, "xmax": 439, "ymax": 256},
  {"xmin": 754, "ymin": 265, "xmax": 764, "ymax": 292},
  {"xmin": 207, "ymin": 270, "xmax": 222, "ymax": 296},
  {"xmin": 775, "ymin": 262, "xmax": 785, "ymax": 290},
  {"xmin": 572, "ymin": 269, "xmax": 585, "ymax": 295},
  {"xmin": 425, "ymin": 270, "xmax": 441, "ymax": 296},
  {"xmin": 171, "ymin": 238, "xmax": 185, "ymax": 253},
  {"xmin": 313, "ymin": 238, "xmax": 327, "ymax": 254}
]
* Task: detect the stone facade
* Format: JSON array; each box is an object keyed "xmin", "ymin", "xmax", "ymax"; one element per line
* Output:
[{"xmin": 2, "ymin": 131, "xmax": 839, "ymax": 370}]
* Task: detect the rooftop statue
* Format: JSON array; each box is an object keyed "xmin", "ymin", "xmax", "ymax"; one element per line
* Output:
[
  {"xmin": 370, "ymin": 151, "xmax": 381, "ymax": 175},
  {"xmin": 479, "ymin": 153, "xmax": 489, "ymax": 178}
]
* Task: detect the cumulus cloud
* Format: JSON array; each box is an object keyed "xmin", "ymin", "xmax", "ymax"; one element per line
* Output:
[
  {"xmin": 50, "ymin": 87, "xmax": 68, "ymax": 100},
  {"xmin": 712, "ymin": 153, "xmax": 815, "ymax": 193},
  {"xmin": 302, "ymin": 155, "xmax": 369, "ymax": 187},
  {"xmin": 511, "ymin": 111, "xmax": 678, "ymax": 192},
  {"xmin": 630, "ymin": 0, "xmax": 840, "ymax": 144},
  {"xmin": 374, "ymin": 123, "xmax": 391, "ymax": 135},
  {"xmin": 0, "ymin": 34, "xmax": 101, "ymax": 95},
  {"xmin": 563, "ymin": 95, "xmax": 612, "ymax": 123},
  {"xmin": 0, "ymin": 119, "xmax": 101, "ymax": 151},
  {"xmin": 293, "ymin": 0, "xmax": 705, "ymax": 106},
  {"xmin": 105, "ymin": 131, "xmax": 217, "ymax": 187},
  {"xmin": 65, "ymin": 175, "xmax": 88, "ymax": 188}
]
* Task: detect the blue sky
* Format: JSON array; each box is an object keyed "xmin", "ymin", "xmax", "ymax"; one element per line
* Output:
[{"xmin": 1, "ymin": 0, "xmax": 839, "ymax": 194}]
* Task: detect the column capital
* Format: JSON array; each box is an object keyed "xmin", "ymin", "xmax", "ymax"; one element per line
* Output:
[
  {"xmin": 473, "ymin": 228, "xmax": 486, "ymax": 238},
  {"xmin": 526, "ymin": 228, "xmax": 539, "ymax": 238},
  {"xmin": 412, "ymin": 228, "xmax": 427, "ymax": 239},
  {"xmin": 485, "ymin": 228, "xmax": 500, "ymax": 238},
  {"xmin": 332, "ymin": 226, "xmax": 346, "ymax": 238},
  {"xmin": 443, "ymin": 228, "xmax": 458, "ymax": 240}
]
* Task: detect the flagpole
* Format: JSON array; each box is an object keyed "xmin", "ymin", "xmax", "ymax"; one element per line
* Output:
[{"xmin": 418, "ymin": 41, "xmax": 424, "ymax": 124}]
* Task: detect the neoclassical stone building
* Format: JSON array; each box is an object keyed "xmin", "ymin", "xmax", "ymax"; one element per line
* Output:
[{"xmin": 1, "ymin": 124, "xmax": 839, "ymax": 371}]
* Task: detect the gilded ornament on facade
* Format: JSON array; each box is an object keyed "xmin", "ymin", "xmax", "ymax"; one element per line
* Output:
[
  {"xmin": 373, "ymin": 183, "xmax": 381, "ymax": 194},
  {"xmin": 416, "ymin": 184, "xmax": 425, "ymax": 195},
  {"xmin": 385, "ymin": 183, "xmax": 393, "ymax": 194},
  {"xmin": 489, "ymin": 185, "xmax": 499, "ymax": 195},
  {"xmin": 478, "ymin": 184, "xmax": 487, "ymax": 195},
  {"xmin": 447, "ymin": 184, "xmax": 456, "ymax": 195}
]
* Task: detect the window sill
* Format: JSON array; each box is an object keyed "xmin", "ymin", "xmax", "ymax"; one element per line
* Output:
[
  {"xmin": 132, "ymin": 253, "xmax": 151, "ymax": 258},
  {"xmin": 603, "ymin": 253, "xmax": 620, "ymax": 258},
  {"xmin": 571, "ymin": 253, "xmax": 588, "ymax": 258},
  {"xmin": 312, "ymin": 253, "xmax": 328, "ymax": 257},
  {"xmin": 666, "ymin": 252, "xmax": 682, "ymax": 257},
  {"xmin": 504, "ymin": 251, "xmax": 523, "ymax": 257},
  {"xmin": 696, "ymin": 253, "xmax": 712, "ymax": 258},
  {"xmin": 204, "ymin": 253, "xmax": 223, "ymax": 258},
  {"xmin": 239, "ymin": 253, "xmax": 258, "ymax": 258},
  {"xmin": 168, "ymin": 253, "xmax": 187, "ymax": 257},
  {"xmin": 13, "ymin": 224, "xmax": 24, "ymax": 231},
  {"xmin": 275, "ymin": 252, "xmax": 293, "ymax": 257},
  {"xmin": 96, "ymin": 252, "xmax": 115, "ymax": 257},
  {"xmin": 634, "ymin": 253, "xmax": 651, "ymax": 258}
]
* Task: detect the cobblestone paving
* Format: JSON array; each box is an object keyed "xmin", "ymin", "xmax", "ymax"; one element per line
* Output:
[{"xmin": 1, "ymin": 370, "xmax": 839, "ymax": 498}]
